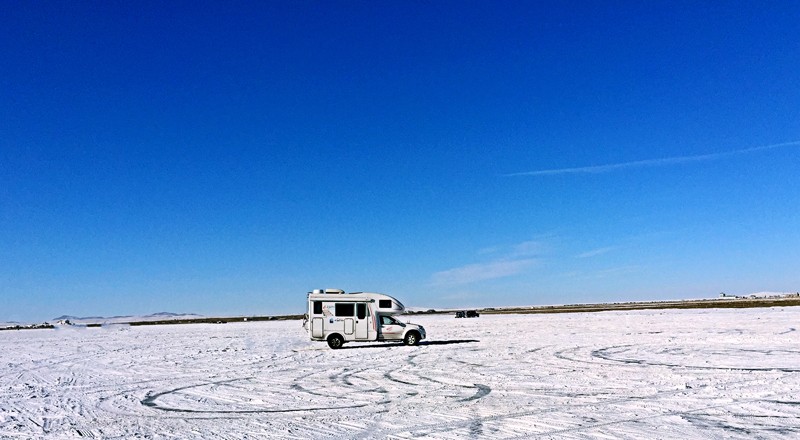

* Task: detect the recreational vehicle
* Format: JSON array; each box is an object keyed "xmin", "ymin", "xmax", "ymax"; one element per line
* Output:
[{"xmin": 304, "ymin": 289, "xmax": 426, "ymax": 349}]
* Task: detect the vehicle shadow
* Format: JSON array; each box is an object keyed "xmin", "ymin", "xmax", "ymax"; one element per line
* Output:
[{"xmin": 339, "ymin": 339, "xmax": 479, "ymax": 350}]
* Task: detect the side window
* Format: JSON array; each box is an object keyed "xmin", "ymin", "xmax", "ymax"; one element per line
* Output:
[
  {"xmin": 313, "ymin": 301, "xmax": 323, "ymax": 315},
  {"xmin": 335, "ymin": 303, "xmax": 355, "ymax": 317},
  {"xmin": 379, "ymin": 299, "xmax": 392, "ymax": 308},
  {"xmin": 356, "ymin": 303, "xmax": 367, "ymax": 319}
]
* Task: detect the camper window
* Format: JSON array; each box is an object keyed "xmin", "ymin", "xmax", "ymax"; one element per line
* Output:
[
  {"xmin": 313, "ymin": 301, "xmax": 323, "ymax": 315},
  {"xmin": 357, "ymin": 303, "xmax": 367, "ymax": 319},
  {"xmin": 335, "ymin": 303, "xmax": 355, "ymax": 316},
  {"xmin": 379, "ymin": 300, "xmax": 392, "ymax": 308}
]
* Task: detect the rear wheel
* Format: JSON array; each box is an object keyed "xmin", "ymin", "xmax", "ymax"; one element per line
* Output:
[
  {"xmin": 327, "ymin": 334, "xmax": 344, "ymax": 349},
  {"xmin": 404, "ymin": 331, "xmax": 420, "ymax": 346}
]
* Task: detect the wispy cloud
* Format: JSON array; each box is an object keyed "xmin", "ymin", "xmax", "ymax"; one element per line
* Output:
[
  {"xmin": 430, "ymin": 258, "xmax": 538, "ymax": 286},
  {"xmin": 431, "ymin": 238, "xmax": 548, "ymax": 286},
  {"xmin": 478, "ymin": 237, "xmax": 550, "ymax": 257},
  {"xmin": 506, "ymin": 140, "xmax": 800, "ymax": 177},
  {"xmin": 511, "ymin": 240, "xmax": 546, "ymax": 257},
  {"xmin": 559, "ymin": 265, "xmax": 641, "ymax": 279},
  {"xmin": 576, "ymin": 246, "xmax": 617, "ymax": 258}
]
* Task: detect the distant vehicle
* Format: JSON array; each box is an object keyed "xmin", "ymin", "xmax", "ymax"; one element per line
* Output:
[
  {"xmin": 304, "ymin": 289, "xmax": 426, "ymax": 349},
  {"xmin": 455, "ymin": 311, "xmax": 465, "ymax": 318},
  {"xmin": 455, "ymin": 310, "xmax": 480, "ymax": 318}
]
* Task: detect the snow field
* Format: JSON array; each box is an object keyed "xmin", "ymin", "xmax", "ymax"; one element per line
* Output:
[{"xmin": 1, "ymin": 307, "xmax": 799, "ymax": 439}]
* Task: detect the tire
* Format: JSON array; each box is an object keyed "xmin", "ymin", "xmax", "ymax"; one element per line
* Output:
[
  {"xmin": 327, "ymin": 334, "xmax": 344, "ymax": 349},
  {"xmin": 404, "ymin": 331, "xmax": 420, "ymax": 346}
]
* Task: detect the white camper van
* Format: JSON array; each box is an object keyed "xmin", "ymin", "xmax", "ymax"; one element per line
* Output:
[{"xmin": 304, "ymin": 289, "xmax": 426, "ymax": 349}]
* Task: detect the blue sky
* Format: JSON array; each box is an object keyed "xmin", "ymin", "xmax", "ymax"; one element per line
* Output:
[{"xmin": 2, "ymin": 1, "xmax": 799, "ymax": 322}]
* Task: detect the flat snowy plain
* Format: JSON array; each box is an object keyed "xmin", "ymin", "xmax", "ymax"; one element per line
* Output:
[{"xmin": 2, "ymin": 307, "xmax": 799, "ymax": 439}]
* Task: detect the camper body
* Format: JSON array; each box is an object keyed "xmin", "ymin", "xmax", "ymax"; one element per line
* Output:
[{"xmin": 305, "ymin": 289, "xmax": 426, "ymax": 349}]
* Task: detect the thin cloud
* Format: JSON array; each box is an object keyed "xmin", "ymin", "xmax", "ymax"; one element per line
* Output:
[
  {"xmin": 511, "ymin": 240, "xmax": 546, "ymax": 257},
  {"xmin": 478, "ymin": 237, "xmax": 550, "ymax": 257},
  {"xmin": 560, "ymin": 265, "xmax": 641, "ymax": 279},
  {"xmin": 506, "ymin": 140, "xmax": 800, "ymax": 177},
  {"xmin": 430, "ymin": 258, "xmax": 538, "ymax": 286},
  {"xmin": 576, "ymin": 246, "xmax": 617, "ymax": 258},
  {"xmin": 431, "ymin": 238, "xmax": 548, "ymax": 286}
]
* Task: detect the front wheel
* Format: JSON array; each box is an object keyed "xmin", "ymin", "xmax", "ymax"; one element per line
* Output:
[
  {"xmin": 404, "ymin": 331, "xmax": 420, "ymax": 346},
  {"xmin": 327, "ymin": 334, "xmax": 344, "ymax": 349}
]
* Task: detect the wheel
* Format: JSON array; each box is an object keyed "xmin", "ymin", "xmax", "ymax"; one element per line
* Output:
[
  {"xmin": 327, "ymin": 334, "xmax": 344, "ymax": 349},
  {"xmin": 404, "ymin": 331, "xmax": 420, "ymax": 346}
]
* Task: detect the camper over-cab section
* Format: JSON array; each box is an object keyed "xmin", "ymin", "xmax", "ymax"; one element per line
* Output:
[
  {"xmin": 308, "ymin": 289, "xmax": 406, "ymax": 315},
  {"xmin": 305, "ymin": 289, "xmax": 425, "ymax": 349}
]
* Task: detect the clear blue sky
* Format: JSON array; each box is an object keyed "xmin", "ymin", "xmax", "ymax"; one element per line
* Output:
[{"xmin": 2, "ymin": 1, "xmax": 799, "ymax": 323}]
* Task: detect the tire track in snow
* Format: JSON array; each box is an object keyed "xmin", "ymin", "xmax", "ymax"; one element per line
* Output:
[
  {"xmin": 592, "ymin": 344, "xmax": 800, "ymax": 372},
  {"xmin": 369, "ymin": 375, "xmax": 796, "ymax": 439}
]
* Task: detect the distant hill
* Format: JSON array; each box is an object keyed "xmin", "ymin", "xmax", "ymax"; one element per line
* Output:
[{"xmin": 52, "ymin": 312, "xmax": 203, "ymax": 325}]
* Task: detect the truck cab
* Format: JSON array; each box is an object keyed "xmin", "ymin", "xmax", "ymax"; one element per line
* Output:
[{"xmin": 304, "ymin": 289, "xmax": 426, "ymax": 349}]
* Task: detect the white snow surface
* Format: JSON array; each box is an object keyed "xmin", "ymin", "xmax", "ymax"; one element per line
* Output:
[{"xmin": 1, "ymin": 307, "xmax": 799, "ymax": 439}]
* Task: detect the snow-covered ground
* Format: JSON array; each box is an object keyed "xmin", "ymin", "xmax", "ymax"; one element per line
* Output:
[{"xmin": 1, "ymin": 307, "xmax": 798, "ymax": 439}]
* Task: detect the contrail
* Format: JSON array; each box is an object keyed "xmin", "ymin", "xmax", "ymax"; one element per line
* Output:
[{"xmin": 506, "ymin": 140, "xmax": 800, "ymax": 177}]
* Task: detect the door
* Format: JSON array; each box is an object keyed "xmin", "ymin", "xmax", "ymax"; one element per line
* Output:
[
  {"xmin": 355, "ymin": 303, "xmax": 369, "ymax": 339},
  {"xmin": 311, "ymin": 317, "xmax": 323, "ymax": 338},
  {"xmin": 378, "ymin": 315, "xmax": 404, "ymax": 340},
  {"xmin": 344, "ymin": 318, "xmax": 354, "ymax": 335}
]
